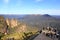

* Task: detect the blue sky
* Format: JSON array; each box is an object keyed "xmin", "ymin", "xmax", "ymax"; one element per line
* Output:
[{"xmin": 0, "ymin": 0, "xmax": 60, "ymax": 15}]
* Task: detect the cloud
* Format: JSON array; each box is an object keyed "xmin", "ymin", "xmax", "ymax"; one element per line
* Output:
[
  {"xmin": 28, "ymin": 9, "xmax": 60, "ymax": 15},
  {"xmin": 0, "ymin": 9, "xmax": 60, "ymax": 15},
  {"xmin": 34, "ymin": 9, "xmax": 60, "ymax": 15},
  {"xmin": 3, "ymin": 0, "xmax": 9, "ymax": 4}
]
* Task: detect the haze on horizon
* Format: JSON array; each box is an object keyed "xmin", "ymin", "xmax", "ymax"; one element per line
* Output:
[{"xmin": 0, "ymin": 0, "xmax": 60, "ymax": 15}]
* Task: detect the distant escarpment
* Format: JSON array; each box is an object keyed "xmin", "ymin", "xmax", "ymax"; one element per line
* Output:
[{"xmin": 20, "ymin": 14, "xmax": 60, "ymax": 30}]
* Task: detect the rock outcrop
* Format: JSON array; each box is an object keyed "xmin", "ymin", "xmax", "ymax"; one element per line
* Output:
[
  {"xmin": 0, "ymin": 16, "xmax": 7, "ymax": 34},
  {"xmin": 6, "ymin": 18, "xmax": 27, "ymax": 33},
  {"xmin": 6, "ymin": 18, "xmax": 18, "ymax": 28}
]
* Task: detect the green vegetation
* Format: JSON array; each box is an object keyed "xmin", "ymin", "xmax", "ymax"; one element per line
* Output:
[
  {"xmin": 2, "ymin": 32, "xmax": 23, "ymax": 40},
  {"xmin": 1, "ymin": 31, "xmax": 39, "ymax": 40},
  {"xmin": 0, "ymin": 32, "xmax": 5, "ymax": 40},
  {"xmin": 0, "ymin": 15, "xmax": 60, "ymax": 40}
]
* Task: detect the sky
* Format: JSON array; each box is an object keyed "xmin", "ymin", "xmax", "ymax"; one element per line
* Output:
[{"xmin": 0, "ymin": 0, "xmax": 60, "ymax": 15}]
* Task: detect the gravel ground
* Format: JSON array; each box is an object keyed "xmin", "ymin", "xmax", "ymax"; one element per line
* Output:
[{"xmin": 33, "ymin": 33, "xmax": 58, "ymax": 40}]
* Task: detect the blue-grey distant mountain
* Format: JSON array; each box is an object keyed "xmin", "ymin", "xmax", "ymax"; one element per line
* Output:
[
  {"xmin": 1, "ymin": 15, "xmax": 25, "ymax": 19},
  {"xmin": 43, "ymin": 14, "xmax": 51, "ymax": 17},
  {"xmin": 19, "ymin": 14, "xmax": 60, "ymax": 30},
  {"xmin": 1, "ymin": 14, "xmax": 60, "ymax": 19},
  {"xmin": 0, "ymin": 14, "xmax": 60, "ymax": 30},
  {"xmin": 52, "ymin": 15, "xmax": 60, "ymax": 19}
]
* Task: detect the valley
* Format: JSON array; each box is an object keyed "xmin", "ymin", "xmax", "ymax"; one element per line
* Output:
[{"xmin": 0, "ymin": 14, "xmax": 60, "ymax": 40}]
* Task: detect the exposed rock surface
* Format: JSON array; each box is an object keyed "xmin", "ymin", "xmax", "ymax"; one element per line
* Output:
[
  {"xmin": 6, "ymin": 18, "xmax": 18, "ymax": 28},
  {"xmin": 33, "ymin": 33, "xmax": 58, "ymax": 40},
  {"xmin": 0, "ymin": 16, "xmax": 7, "ymax": 34}
]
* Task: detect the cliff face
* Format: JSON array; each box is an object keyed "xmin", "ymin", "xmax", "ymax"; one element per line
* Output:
[
  {"xmin": 0, "ymin": 16, "xmax": 7, "ymax": 34},
  {"xmin": 6, "ymin": 18, "xmax": 27, "ymax": 33},
  {"xmin": 6, "ymin": 18, "xmax": 18, "ymax": 28}
]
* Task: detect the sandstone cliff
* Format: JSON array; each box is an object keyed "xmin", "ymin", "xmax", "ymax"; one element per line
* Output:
[{"xmin": 0, "ymin": 16, "xmax": 7, "ymax": 34}]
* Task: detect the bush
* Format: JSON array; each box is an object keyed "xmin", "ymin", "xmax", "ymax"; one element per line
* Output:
[{"xmin": 0, "ymin": 32, "xmax": 4, "ymax": 39}]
